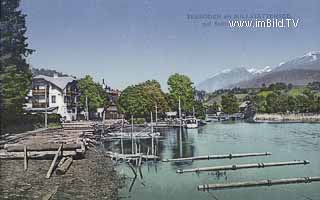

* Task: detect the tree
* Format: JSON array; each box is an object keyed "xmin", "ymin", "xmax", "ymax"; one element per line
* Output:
[
  {"xmin": 1, "ymin": 0, "xmax": 34, "ymax": 130},
  {"xmin": 207, "ymin": 102, "xmax": 220, "ymax": 114},
  {"xmin": 77, "ymin": 75, "xmax": 107, "ymax": 115},
  {"xmin": 118, "ymin": 80, "xmax": 169, "ymax": 119},
  {"xmin": 167, "ymin": 73, "xmax": 195, "ymax": 113},
  {"xmin": 221, "ymin": 94, "xmax": 239, "ymax": 114}
]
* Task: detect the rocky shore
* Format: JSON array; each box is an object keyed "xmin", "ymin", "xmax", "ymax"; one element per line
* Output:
[{"xmin": 0, "ymin": 150, "xmax": 120, "ymax": 200}]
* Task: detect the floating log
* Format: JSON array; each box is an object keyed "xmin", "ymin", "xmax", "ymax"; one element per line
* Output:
[
  {"xmin": 0, "ymin": 150, "xmax": 77, "ymax": 159},
  {"xmin": 163, "ymin": 152, "xmax": 272, "ymax": 162},
  {"xmin": 56, "ymin": 157, "xmax": 73, "ymax": 175},
  {"xmin": 46, "ymin": 144, "xmax": 63, "ymax": 178},
  {"xmin": 198, "ymin": 176, "xmax": 320, "ymax": 191},
  {"xmin": 24, "ymin": 145, "xmax": 28, "ymax": 171},
  {"xmin": 5, "ymin": 143, "xmax": 81, "ymax": 152},
  {"xmin": 177, "ymin": 160, "xmax": 310, "ymax": 174}
]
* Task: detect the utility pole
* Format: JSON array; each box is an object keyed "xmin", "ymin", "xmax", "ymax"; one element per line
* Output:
[
  {"xmin": 44, "ymin": 85, "xmax": 48, "ymax": 128},
  {"xmin": 74, "ymin": 88, "xmax": 78, "ymax": 121}
]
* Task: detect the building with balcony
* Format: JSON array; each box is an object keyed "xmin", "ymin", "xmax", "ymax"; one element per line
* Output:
[{"xmin": 26, "ymin": 74, "xmax": 79, "ymax": 121}]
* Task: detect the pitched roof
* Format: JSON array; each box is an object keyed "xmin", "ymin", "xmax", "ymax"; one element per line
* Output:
[{"xmin": 34, "ymin": 75, "xmax": 75, "ymax": 90}]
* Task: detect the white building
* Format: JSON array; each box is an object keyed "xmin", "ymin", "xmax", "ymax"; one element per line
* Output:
[{"xmin": 26, "ymin": 74, "xmax": 79, "ymax": 121}]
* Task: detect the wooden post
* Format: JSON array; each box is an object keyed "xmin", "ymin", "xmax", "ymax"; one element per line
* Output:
[
  {"xmin": 177, "ymin": 160, "xmax": 310, "ymax": 174},
  {"xmin": 46, "ymin": 144, "xmax": 63, "ymax": 178},
  {"xmin": 163, "ymin": 152, "xmax": 272, "ymax": 162},
  {"xmin": 198, "ymin": 176, "xmax": 320, "ymax": 191},
  {"xmin": 24, "ymin": 145, "xmax": 28, "ymax": 171}
]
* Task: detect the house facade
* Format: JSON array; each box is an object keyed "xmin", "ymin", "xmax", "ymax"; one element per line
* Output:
[{"xmin": 27, "ymin": 74, "xmax": 79, "ymax": 121}]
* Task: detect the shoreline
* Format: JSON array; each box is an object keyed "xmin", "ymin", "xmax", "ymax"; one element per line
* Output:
[
  {"xmin": 0, "ymin": 149, "xmax": 120, "ymax": 200},
  {"xmin": 253, "ymin": 113, "xmax": 320, "ymax": 123}
]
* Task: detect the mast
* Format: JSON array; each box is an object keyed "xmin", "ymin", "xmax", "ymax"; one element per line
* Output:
[
  {"xmin": 120, "ymin": 115, "xmax": 124, "ymax": 154},
  {"xmin": 155, "ymin": 103, "xmax": 158, "ymax": 126},
  {"xmin": 131, "ymin": 115, "xmax": 134, "ymax": 154},
  {"xmin": 151, "ymin": 112, "xmax": 154, "ymax": 155},
  {"xmin": 193, "ymin": 106, "xmax": 195, "ymax": 118},
  {"xmin": 178, "ymin": 96, "xmax": 182, "ymax": 126}
]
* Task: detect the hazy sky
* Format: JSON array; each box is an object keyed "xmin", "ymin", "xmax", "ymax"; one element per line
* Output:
[{"xmin": 21, "ymin": 0, "xmax": 320, "ymax": 90}]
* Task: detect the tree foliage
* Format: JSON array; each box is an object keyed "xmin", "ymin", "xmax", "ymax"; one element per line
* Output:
[
  {"xmin": 77, "ymin": 75, "xmax": 107, "ymax": 113},
  {"xmin": 167, "ymin": 73, "xmax": 195, "ymax": 113},
  {"xmin": 221, "ymin": 94, "xmax": 239, "ymax": 114},
  {"xmin": 118, "ymin": 80, "xmax": 169, "ymax": 119},
  {"xmin": 1, "ymin": 0, "xmax": 34, "ymax": 130}
]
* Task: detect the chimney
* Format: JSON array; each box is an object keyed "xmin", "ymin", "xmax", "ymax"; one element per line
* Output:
[{"xmin": 53, "ymin": 73, "xmax": 58, "ymax": 78}]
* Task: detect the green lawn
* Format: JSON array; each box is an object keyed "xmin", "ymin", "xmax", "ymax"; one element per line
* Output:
[
  {"xmin": 288, "ymin": 87, "xmax": 306, "ymax": 96},
  {"xmin": 257, "ymin": 90, "xmax": 273, "ymax": 97}
]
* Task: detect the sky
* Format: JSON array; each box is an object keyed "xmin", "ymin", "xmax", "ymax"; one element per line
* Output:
[{"xmin": 21, "ymin": 0, "xmax": 320, "ymax": 90}]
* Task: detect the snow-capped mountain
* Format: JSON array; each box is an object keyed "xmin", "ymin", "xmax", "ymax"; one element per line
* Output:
[
  {"xmin": 275, "ymin": 51, "xmax": 320, "ymax": 71},
  {"xmin": 247, "ymin": 66, "xmax": 273, "ymax": 74},
  {"xmin": 196, "ymin": 67, "xmax": 255, "ymax": 92},
  {"xmin": 197, "ymin": 51, "xmax": 320, "ymax": 92}
]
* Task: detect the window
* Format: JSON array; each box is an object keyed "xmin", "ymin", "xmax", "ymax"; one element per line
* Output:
[{"xmin": 51, "ymin": 95, "xmax": 56, "ymax": 103}]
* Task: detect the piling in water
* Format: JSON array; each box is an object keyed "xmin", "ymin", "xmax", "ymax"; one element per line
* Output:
[
  {"xmin": 198, "ymin": 176, "xmax": 320, "ymax": 191},
  {"xmin": 162, "ymin": 152, "xmax": 272, "ymax": 162},
  {"xmin": 177, "ymin": 160, "xmax": 310, "ymax": 174}
]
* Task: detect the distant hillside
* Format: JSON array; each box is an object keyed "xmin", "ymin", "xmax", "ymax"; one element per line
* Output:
[
  {"xmin": 197, "ymin": 68, "xmax": 254, "ymax": 92},
  {"xmin": 231, "ymin": 69, "xmax": 320, "ymax": 88},
  {"xmin": 275, "ymin": 51, "xmax": 320, "ymax": 71},
  {"xmin": 197, "ymin": 51, "xmax": 320, "ymax": 91},
  {"xmin": 32, "ymin": 68, "xmax": 73, "ymax": 77}
]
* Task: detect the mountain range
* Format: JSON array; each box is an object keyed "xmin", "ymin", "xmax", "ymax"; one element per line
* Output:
[{"xmin": 197, "ymin": 51, "xmax": 320, "ymax": 92}]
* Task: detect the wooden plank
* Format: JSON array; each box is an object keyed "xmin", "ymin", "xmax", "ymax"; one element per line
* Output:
[
  {"xmin": 198, "ymin": 176, "xmax": 320, "ymax": 191},
  {"xmin": 163, "ymin": 152, "xmax": 272, "ymax": 162},
  {"xmin": 177, "ymin": 160, "xmax": 310, "ymax": 174},
  {"xmin": 46, "ymin": 144, "xmax": 63, "ymax": 178}
]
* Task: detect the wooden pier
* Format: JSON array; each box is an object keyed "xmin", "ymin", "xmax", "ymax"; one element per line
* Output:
[
  {"xmin": 198, "ymin": 176, "xmax": 320, "ymax": 191},
  {"xmin": 162, "ymin": 152, "xmax": 272, "ymax": 162},
  {"xmin": 177, "ymin": 160, "xmax": 310, "ymax": 174}
]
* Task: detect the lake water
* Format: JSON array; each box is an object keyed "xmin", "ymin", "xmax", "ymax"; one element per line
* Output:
[{"xmin": 102, "ymin": 122, "xmax": 320, "ymax": 200}]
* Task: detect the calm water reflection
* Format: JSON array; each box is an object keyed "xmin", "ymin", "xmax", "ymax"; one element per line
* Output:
[{"xmin": 102, "ymin": 122, "xmax": 320, "ymax": 200}]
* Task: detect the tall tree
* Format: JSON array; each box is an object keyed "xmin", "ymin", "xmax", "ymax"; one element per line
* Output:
[
  {"xmin": 167, "ymin": 73, "xmax": 195, "ymax": 113},
  {"xmin": 118, "ymin": 80, "xmax": 169, "ymax": 118},
  {"xmin": 0, "ymin": 0, "xmax": 34, "ymax": 130},
  {"xmin": 77, "ymin": 75, "xmax": 107, "ymax": 115},
  {"xmin": 221, "ymin": 94, "xmax": 239, "ymax": 114}
]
